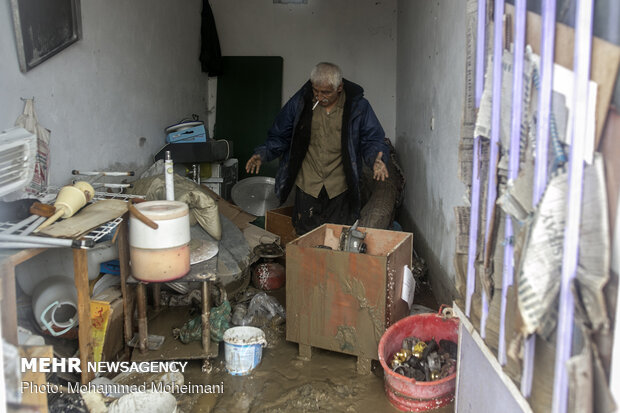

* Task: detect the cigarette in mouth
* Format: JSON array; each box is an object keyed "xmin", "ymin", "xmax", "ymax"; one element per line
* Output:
[{"xmin": 312, "ymin": 100, "xmax": 320, "ymax": 110}]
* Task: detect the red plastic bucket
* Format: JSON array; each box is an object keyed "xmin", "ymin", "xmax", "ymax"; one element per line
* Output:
[{"xmin": 378, "ymin": 309, "xmax": 459, "ymax": 411}]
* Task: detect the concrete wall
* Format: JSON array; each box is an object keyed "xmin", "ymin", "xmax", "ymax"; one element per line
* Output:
[
  {"xmin": 395, "ymin": 1, "xmax": 467, "ymax": 302},
  {"xmin": 0, "ymin": 0, "xmax": 208, "ymax": 186},
  {"xmin": 208, "ymin": 0, "xmax": 398, "ymax": 140}
]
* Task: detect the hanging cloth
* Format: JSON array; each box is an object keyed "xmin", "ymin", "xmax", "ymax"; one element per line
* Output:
[
  {"xmin": 14, "ymin": 99, "xmax": 51, "ymax": 194},
  {"xmin": 199, "ymin": 0, "xmax": 223, "ymax": 76}
]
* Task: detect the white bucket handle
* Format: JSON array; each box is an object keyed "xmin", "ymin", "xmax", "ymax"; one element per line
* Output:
[{"xmin": 40, "ymin": 301, "xmax": 76, "ymax": 337}]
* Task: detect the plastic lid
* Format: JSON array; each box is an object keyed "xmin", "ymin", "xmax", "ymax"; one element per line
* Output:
[{"xmin": 134, "ymin": 200, "xmax": 188, "ymax": 220}]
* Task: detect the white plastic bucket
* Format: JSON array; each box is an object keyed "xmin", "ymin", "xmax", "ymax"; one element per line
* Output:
[{"xmin": 223, "ymin": 326, "xmax": 267, "ymax": 375}]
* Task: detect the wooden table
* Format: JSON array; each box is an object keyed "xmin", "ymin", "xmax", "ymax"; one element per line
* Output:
[{"xmin": 0, "ymin": 247, "xmax": 95, "ymax": 384}]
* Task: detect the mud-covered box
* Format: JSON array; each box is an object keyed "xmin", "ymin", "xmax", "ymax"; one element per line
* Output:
[{"xmin": 286, "ymin": 224, "xmax": 413, "ymax": 372}]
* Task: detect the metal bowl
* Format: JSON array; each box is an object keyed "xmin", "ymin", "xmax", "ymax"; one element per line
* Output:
[{"xmin": 231, "ymin": 176, "xmax": 280, "ymax": 217}]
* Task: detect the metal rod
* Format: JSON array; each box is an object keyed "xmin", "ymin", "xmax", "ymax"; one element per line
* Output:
[
  {"xmin": 3, "ymin": 215, "xmax": 38, "ymax": 234},
  {"xmin": 96, "ymin": 183, "xmax": 132, "ymax": 188},
  {"xmin": 0, "ymin": 233, "xmax": 74, "ymax": 247},
  {"xmin": 522, "ymin": 0, "xmax": 558, "ymax": 398},
  {"xmin": 201, "ymin": 281, "xmax": 211, "ymax": 352},
  {"xmin": 498, "ymin": 0, "xmax": 526, "ymax": 367},
  {"xmin": 481, "ymin": 0, "xmax": 505, "ymax": 338},
  {"xmin": 72, "ymin": 170, "xmax": 135, "ymax": 176},
  {"xmin": 465, "ymin": 0, "xmax": 488, "ymax": 318},
  {"xmin": 0, "ymin": 242, "xmax": 63, "ymax": 249},
  {"xmin": 22, "ymin": 216, "xmax": 46, "ymax": 235},
  {"xmin": 552, "ymin": 0, "xmax": 593, "ymax": 411}
]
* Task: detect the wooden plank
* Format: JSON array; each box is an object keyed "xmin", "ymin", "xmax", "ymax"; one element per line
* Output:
[
  {"xmin": 40, "ymin": 199, "xmax": 127, "ymax": 238},
  {"xmin": 265, "ymin": 206, "xmax": 297, "ymax": 247},
  {"xmin": 505, "ymin": 4, "xmax": 620, "ymax": 146},
  {"xmin": 73, "ymin": 248, "xmax": 94, "ymax": 384},
  {"xmin": 20, "ymin": 345, "xmax": 54, "ymax": 413},
  {"xmin": 385, "ymin": 232, "xmax": 413, "ymax": 327},
  {"xmin": 1, "ymin": 261, "xmax": 18, "ymax": 345},
  {"xmin": 599, "ymin": 107, "xmax": 620, "ymax": 235},
  {"xmin": 117, "ymin": 218, "xmax": 133, "ymax": 349}
]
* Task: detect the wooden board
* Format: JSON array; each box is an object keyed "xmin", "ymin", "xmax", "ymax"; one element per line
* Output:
[
  {"xmin": 265, "ymin": 206, "xmax": 297, "ymax": 247},
  {"xmin": 40, "ymin": 199, "xmax": 127, "ymax": 238},
  {"xmin": 19, "ymin": 345, "xmax": 54, "ymax": 412},
  {"xmin": 505, "ymin": 4, "xmax": 620, "ymax": 146}
]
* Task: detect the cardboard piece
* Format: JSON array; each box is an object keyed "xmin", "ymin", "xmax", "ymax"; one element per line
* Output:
[
  {"xmin": 242, "ymin": 224, "xmax": 280, "ymax": 251},
  {"xmin": 92, "ymin": 286, "xmax": 124, "ymax": 362},
  {"xmin": 90, "ymin": 300, "xmax": 111, "ymax": 363}
]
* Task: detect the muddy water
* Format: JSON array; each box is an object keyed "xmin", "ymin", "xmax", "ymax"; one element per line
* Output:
[
  {"xmin": 165, "ymin": 328, "xmax": 453, "ymax": 413},
  {"xmin": 114, "ymin": 331, "xmax": 454, "ymax": 412}
]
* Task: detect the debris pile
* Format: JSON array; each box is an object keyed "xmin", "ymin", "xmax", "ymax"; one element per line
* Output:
[{"xmin": 389, "ymin": 337, "xmax": 457, "ymax": 381}]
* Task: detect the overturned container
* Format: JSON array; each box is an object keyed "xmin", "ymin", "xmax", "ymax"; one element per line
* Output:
[{"xmin": 129, "ymin": 200, "xmax": 190, "ymax": 282}]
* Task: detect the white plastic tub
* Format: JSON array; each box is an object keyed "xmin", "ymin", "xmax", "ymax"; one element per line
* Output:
[{"xmin": 223, "ymin": 326, "xmax": 267, "ymax": 375}]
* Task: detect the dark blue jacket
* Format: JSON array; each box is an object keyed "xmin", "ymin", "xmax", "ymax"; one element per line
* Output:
[{"xmin": 254, "ymin": 79, "xmax": 388, "ymax": 217}]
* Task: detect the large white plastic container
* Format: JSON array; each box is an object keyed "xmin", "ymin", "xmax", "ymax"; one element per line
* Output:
[
  {"xmin": 31, "ymin": 276, "xmax": 78, "ymax": 337},
  {"xmin": 129, "ymin": 200, "xmax": 190, "ymax": 282}
]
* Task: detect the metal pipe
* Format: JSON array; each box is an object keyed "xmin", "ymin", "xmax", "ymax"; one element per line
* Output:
[
  {"xmin": 552, "ymin": 0, "xmax": 594, "ymax": 411},
  {"xmin": 72, "ymin": 170, "xmax": 135, "ymax": 176},
  {"xmin": 465, "ymin": 0, "xmax": 487, "ymax": 318},
  {"xmin": 0, "ymin": 242, "xmax": 63, "ymax": 249},
  {"xmin": 498, "ymin": 0, "xmax": 526, "ymax": 367},
  {"xmin": 0, "ymin": 234, "xmax": 93, "ymax": 248},
  {"xmin": 3, "ymin": 215, "xmax": 38, "ymax": 234},
  {"xmin": 0, "ymin": 233, "xmax": 74, "ymax": 247},
  {"xmin": 481, "ymin": 0, "xmax": 505, "ymax": 338},
  {"xmin": 522, "ymin": 0, "xmax": 558, "ymax": 398},
  {"xmin": 22, "ymin": 216, "xmax": 46, "ymax": 235}
]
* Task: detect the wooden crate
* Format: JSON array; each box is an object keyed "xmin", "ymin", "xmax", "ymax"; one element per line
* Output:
[
  {"xmin": 265, "ymin": 206, "xmax": 297, "ymax": 247},
  {"xmin": 286, "ymin": 224, "xmax": 412, "ymax": 372}
]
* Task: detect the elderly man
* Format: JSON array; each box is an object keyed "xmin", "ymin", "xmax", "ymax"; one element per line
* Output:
[{"xmin": 246, "ymin": 62, "xmax": 389, "ymax": 235}]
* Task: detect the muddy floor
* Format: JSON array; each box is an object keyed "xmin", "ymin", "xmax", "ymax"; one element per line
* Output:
[
  {"xmin": 114, "ymin": 327, "xmax": 453, "ymax": 413},
  {"xmin": 113, "ymin": 281, "xmax": 454, "ymax": 413}
]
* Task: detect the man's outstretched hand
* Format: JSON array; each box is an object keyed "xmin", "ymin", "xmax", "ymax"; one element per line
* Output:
[
  {"xmin": 245, "ymin": 154, "xmax": 262, "ymax": 174},
  {"xmin": 373, "ymin": 152, "xmax": 389, "ymax": 181}
]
